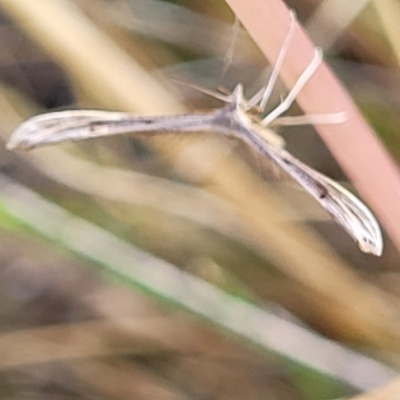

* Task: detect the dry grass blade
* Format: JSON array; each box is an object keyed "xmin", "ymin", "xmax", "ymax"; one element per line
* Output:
[
  {"xmin": 306, "ymin": 0, "xmax": 370, "ymax": 49},
  {"xmin": 373, "ymin": 0, "xmax": 400, "ymax": 64},
  {"xmin": 0, "ymin": 318, "xmax": 183, "ymax": 369},
  {"xmin": 351, "ymin": 376, "xmax": 400, "ymax": 399}
]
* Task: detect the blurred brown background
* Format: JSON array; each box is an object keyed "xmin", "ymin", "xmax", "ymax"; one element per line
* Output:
[{"xmin": 0, "ymin": 0, "xmax": 400, "ymax": 399}]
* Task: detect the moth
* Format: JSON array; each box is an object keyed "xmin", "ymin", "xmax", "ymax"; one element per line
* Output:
[{"xmin": 6, "ymin": 13, "xmax": 383, "ymax": 256}]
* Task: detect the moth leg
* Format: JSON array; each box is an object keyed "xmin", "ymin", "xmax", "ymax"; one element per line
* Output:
[
  {"xmin": 247, "ymin": 10, "xmax": 296, "ymax": 110},
  {"xmin": 272, "ymin": 112, "xmax": 346, "ymax": 127},
  {"xmin": 261, "ymin": 48, "xmax": 323, "ymax": 126}
]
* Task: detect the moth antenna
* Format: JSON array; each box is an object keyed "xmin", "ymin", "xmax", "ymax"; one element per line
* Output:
[
  {"xmin": 172, "ymin": 79, "xmax": 231, "ymax": 102},
  {"xmin": 221, "ymin": 16, "xmax": 241, "ymax": 79}
]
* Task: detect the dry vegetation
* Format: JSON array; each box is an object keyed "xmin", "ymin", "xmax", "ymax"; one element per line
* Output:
[{"xmin": 0, "ymin": 0, "xmax": 400, "ymax": 398}]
